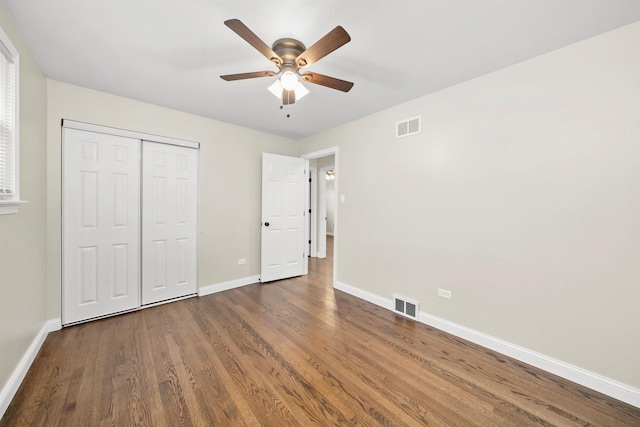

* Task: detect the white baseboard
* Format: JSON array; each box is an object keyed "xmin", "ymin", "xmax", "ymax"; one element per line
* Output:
[
  {"xmin": 46, "ymin": 318, "xmax": 62, "ymax": 332},
  {"xmin": 198, "ymin": 275, "xmax": 260, "ymax": 297},
  {"xmin": 327, "ymin": 232, "xmax": 334, "ymax": 236},
  {"xmin": 0, "ymin": 318, "xmax": 60, "ymax": 419},
  {"xmin": 334, "ymin": 281, "xmax": 640, "ymax": 409},
  {"xmin": 334, "ymin": 281, "xmax": 393, "ymax": 311}
]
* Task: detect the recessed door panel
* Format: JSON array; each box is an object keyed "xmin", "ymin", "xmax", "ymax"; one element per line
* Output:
[
  {"xmin": 79, "ymin": 246, "xmax": 98, "ymax": 305},
  {"xmin": 176, "ymin": 154, "xmax": 188, "ymax": 170},
  {"xmin": 112, "ymin": 173, "xmax": 128, "ymax": 227},
  {"xmin": 112, "ymin": 243, "xmax": 129, "ymax": 298},
  {"xmin": 152, "ymin": 240, "xmax": 167, "ymax": 290},
  {"xmin": 269, "ymin": 180, "xmax": 283, "ymax": 218},
  {"xmin": 267, "ymin": 229, "xmax": 282, "ymax": 268},
  {"xmin": 63, "ymin": 128, "xmax": 141, "ymax": 324},
  {"xmin": 176, "ymin": 178, "xmax": 189, "ymax": 224},
  {"xmin": 112, "ymin": 145, "xmax": 128, "ymax": 164},
  {"xmin": 142, "ymin": 141, "xmax": 198, "ymax": 304},
  {"xmin": 286, "ymin": 228, "xmax": 302, "ymax": 266},
  {"xmin": 177, "ymin": 238, "xmax": 188, "ymax": 285},
  {"xmin": 80, "ymin": 171, "xmax": 98, "ymax": 229},
  {"xmin": 153, "ymin": 177, "xmax": 167, "ymax": 225},
  {"xmin": 81, "ymin": 141, "xmax": 98, "ymax": 161},
  {"xmin": 287, "ymin": 181, "xmax": 300, "ymax": 217}
]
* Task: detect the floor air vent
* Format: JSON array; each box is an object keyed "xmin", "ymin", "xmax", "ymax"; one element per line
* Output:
[
  {"xmin": 396, "ymin": 115, "xmax": 421, "ymax": 138},
  {"xmin": 393, "ymin": 295, "xmax": 420, "ymax": 320}
]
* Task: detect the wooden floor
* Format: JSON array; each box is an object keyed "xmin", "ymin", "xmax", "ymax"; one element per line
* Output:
[{"xmin": 3, "ymin": 237, "xmax": 640, "ymax": 426}]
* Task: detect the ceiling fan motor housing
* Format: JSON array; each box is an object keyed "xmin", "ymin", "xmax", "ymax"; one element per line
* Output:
[{"xmin": 272, "ymin": 38, "xmax": 307, "ymax": 71}]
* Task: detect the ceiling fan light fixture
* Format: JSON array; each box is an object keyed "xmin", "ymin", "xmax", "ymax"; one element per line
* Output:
[
  {"xmin": 221, "ymin": 20, "xmax": 354, "ymax": 104},
  {"xmin": 268, "ymin": 79, "xmax": 309, "ymax": 103},
  {"xmin": 280, "ymin": 71, "xmax": 299, "ymax": 91}
]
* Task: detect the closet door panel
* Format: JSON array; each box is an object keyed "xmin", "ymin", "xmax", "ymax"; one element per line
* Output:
[
  {"xmin": 63, "ymin": 128, "xmax": 141, "ymax": 324},
  {"xmin": 142, "ymin": 141, "xmax": 198, "ymax": 304}
]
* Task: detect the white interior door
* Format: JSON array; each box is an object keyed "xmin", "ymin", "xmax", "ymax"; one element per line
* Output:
[
  {"xmin": 261, "ymin": 153, "xmax": 307, "ymax": 282},
  {"xmin": 62, "ymin": 128, "xmax": 141, "ymax": 324},
  {"xmin": 142, "ymin": 141, "xmax": 198, "ymax": 304}
]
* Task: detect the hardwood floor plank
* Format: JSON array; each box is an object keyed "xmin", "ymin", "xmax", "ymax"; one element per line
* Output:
[{"xmin": 2, "ymin": 249, "xmax": 640, "ymax": 426}]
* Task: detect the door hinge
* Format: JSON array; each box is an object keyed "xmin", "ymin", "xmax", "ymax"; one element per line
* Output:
[
  {"xmin": 309, "ymin": 178, "xmax": 312, "ymax": 182},
  {"xmin": 308, "ymin": 240, "xmax": 311, "ymax": 244},
  {"xmin": 309, "ymin": 209, "xmax": 312, "ymax": 213}
]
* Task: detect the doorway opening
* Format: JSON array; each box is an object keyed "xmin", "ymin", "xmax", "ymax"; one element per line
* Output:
[{"xmin": 301, "ymin": 147, "xmax": 338, "ymax": 286}]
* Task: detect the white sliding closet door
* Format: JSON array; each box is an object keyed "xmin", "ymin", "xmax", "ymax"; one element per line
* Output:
[
  {"xmin": 142, "ymin": 141, "xmax": 198, "ymax": 304},
  {"xmin": 62, "ymin": 128, "xmax": 141, "ymax": 324}
]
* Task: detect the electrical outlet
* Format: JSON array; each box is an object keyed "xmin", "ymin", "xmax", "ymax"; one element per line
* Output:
[
  {"xmin": 438, "ymin": 288, "xmax": 452, "ymax": 299},
  {"xmin": 237, "ymin": 258, "xmax": 246, "ymax": 265}
]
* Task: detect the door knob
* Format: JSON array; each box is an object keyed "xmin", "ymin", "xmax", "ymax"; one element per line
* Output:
[{"xmin": 264, "ymin": 222, "xmax": 270, "ymax": 227}]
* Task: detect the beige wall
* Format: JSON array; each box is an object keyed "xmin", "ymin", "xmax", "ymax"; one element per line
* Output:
[
  {"xmin": 46, "ymin": 80, "xmax": 297, "ymax": 319},
  {"xmin": 0, "ymin": 7, "xmax": 48, "ymax": 390},
  {"xmin": 302, "ymin": 22, "xmax": 640, "ymax": 388}
]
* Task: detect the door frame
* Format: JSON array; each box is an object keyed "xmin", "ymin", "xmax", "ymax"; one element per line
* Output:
[
  {"xmin": 309, "ymin": 167, "xmax": 317, "ymax": 257},
  {"xmin": 301, "ymin": 147, "xmax": 339, "ymax": 286}
]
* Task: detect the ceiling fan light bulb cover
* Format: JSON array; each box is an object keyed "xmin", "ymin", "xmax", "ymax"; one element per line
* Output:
[
  {"xmin": 280, "ymin": 71, "xmax": 298, "ymax": 90},
  {"xmin": 294, "ymin": 81, "xmax": 309, "ymax": 100},
  {"xmin": 268, "ymin": 79, "xmax": 283, "ymax": 98}
]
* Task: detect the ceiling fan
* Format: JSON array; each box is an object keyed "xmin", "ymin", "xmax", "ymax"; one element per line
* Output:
[{"xmin": 220, "ymin": 19, "xmax": 354, "ymax": 105}]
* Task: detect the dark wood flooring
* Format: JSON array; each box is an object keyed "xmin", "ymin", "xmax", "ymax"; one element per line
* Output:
[{"xmin": 2, "ymin": 236, "xmax": 639, "ymax": 426}]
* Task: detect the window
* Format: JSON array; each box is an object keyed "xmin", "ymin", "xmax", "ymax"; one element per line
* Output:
[{"xmin": 0, "ymin": 25, "xmax": 20, "ymax": 215}]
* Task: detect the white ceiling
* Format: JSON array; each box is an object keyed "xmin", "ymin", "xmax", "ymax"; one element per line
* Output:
[{"xmin": 4, "ymin": 1, "xmax": 640, "ymax": 140}]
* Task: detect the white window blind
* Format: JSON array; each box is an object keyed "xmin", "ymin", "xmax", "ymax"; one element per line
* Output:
[
  {"xmin": 0, "ymin": 38, "xmax": 15, "ymax": 200},
  {"xmin": 0, "ymin": 25, "xmax": 20, "ymax": 214}
]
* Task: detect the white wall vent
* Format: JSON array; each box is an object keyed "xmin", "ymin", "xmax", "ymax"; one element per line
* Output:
[
  {"xmin": 393, "ymin": 294, "xmax": 420, "ymax": 320},
  {"xmin": 396, "ymin": 115, "xmax": 421, "ymax": 138}
]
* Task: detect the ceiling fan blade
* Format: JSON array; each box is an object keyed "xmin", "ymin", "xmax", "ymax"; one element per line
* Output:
[
  {"xmin": 224, "ymin": 19, "xmax": 282, "ymax": 66},
  {"xmin": 300, "ymin": 72, "xmax": 354, "ymax": 92},
  {"xmin": 220, "ymin": 71, "xmax": 276, "ymax": 81},
  {"xmin": 296, "ymin": 26, "xmax": 351, "ymax": 68}
]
